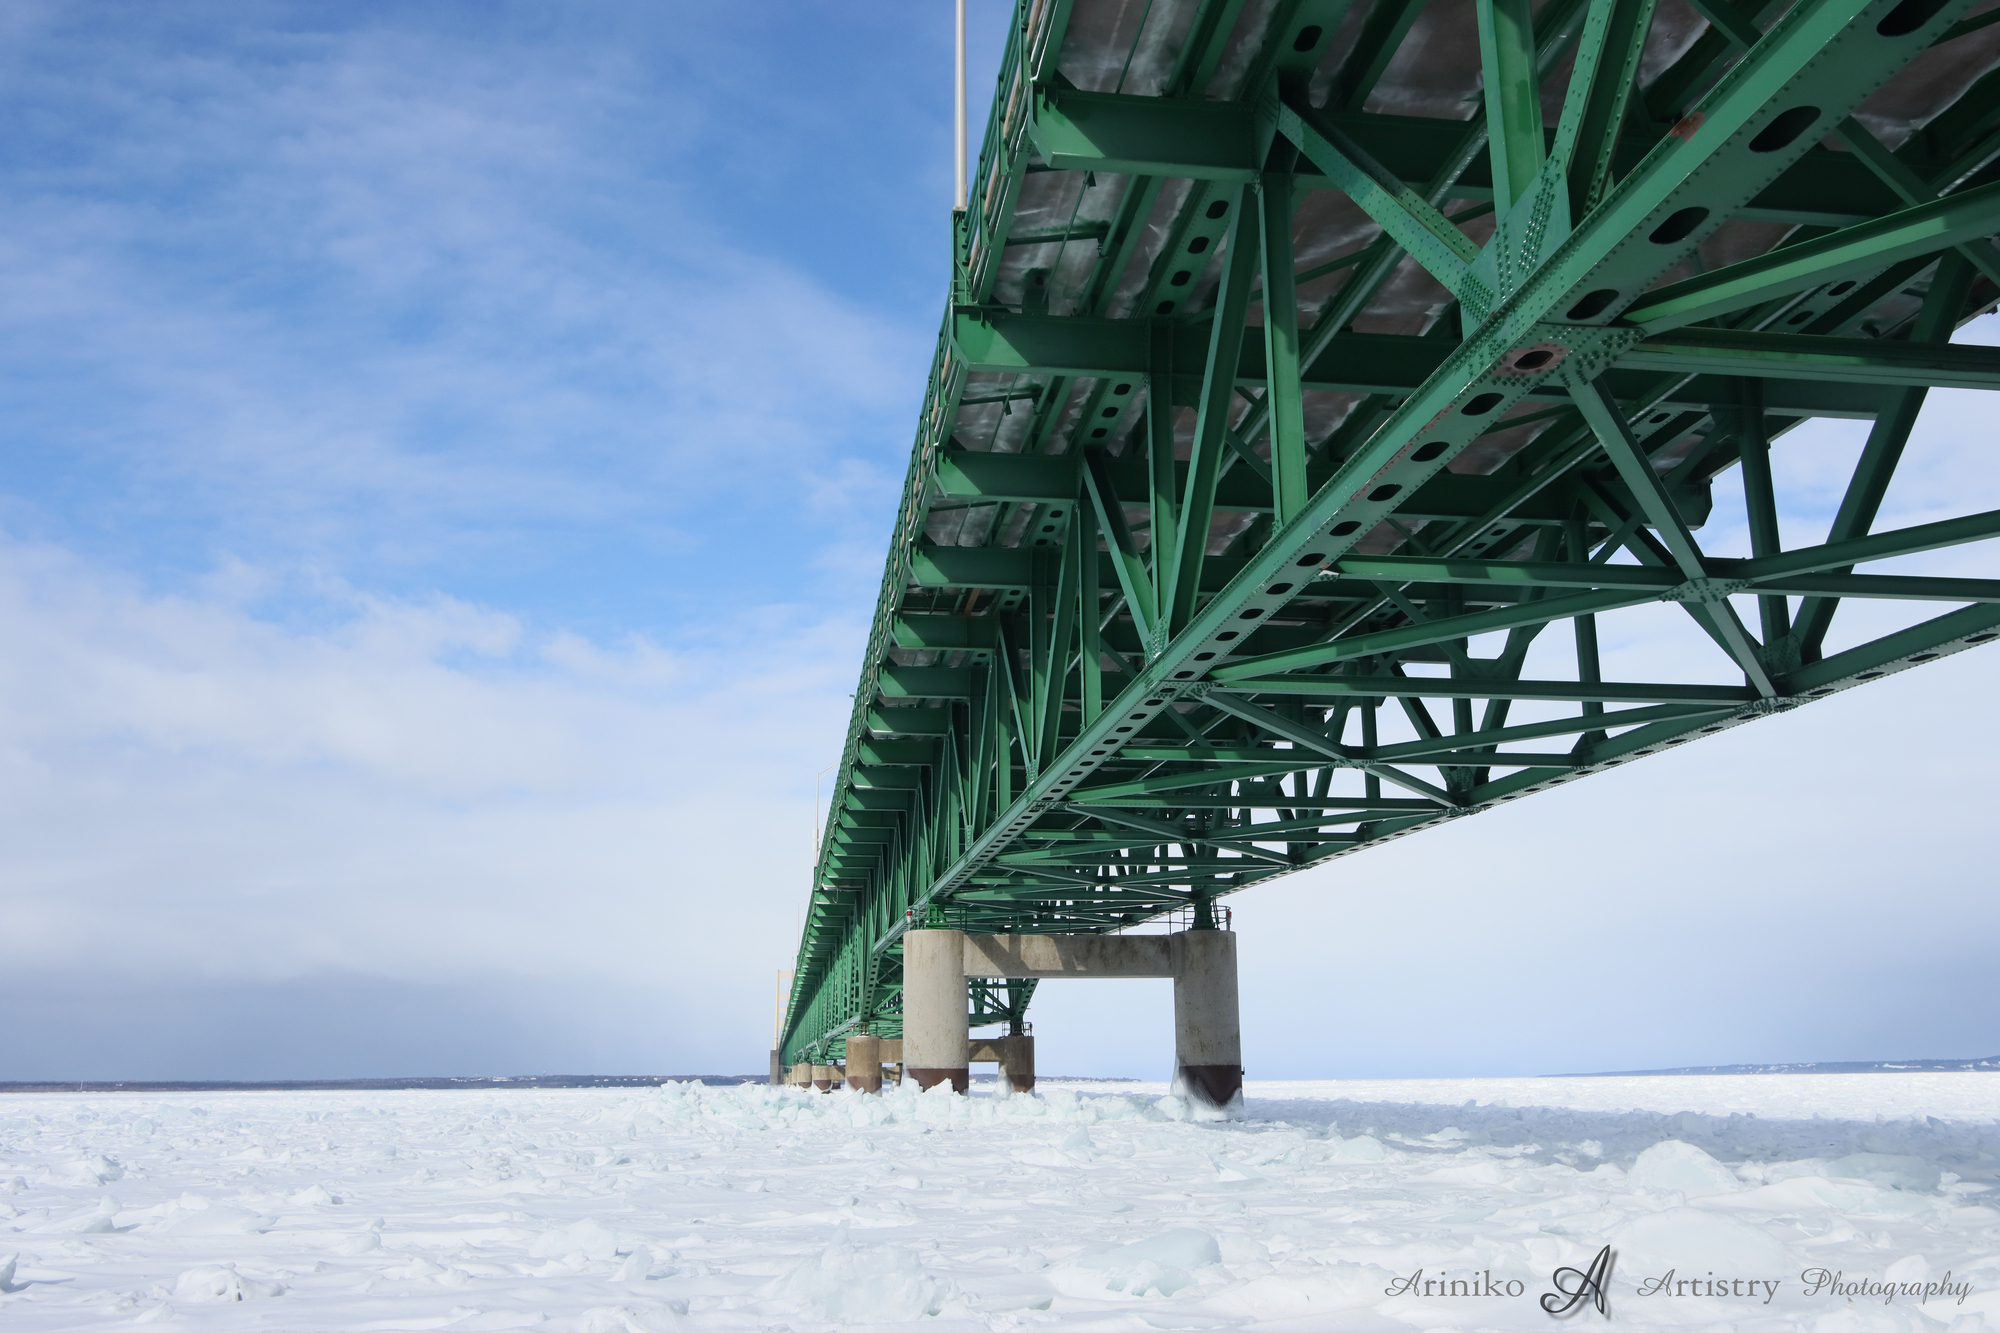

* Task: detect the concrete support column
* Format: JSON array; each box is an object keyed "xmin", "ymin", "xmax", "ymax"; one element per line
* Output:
[
  {"xmin": 903, "ymin": 929, "xmax": 970, "ymax": 1092},
  {"xmin": 811, "ymin": 1064, "xmax": 833, "ymax": 1092},
  {"xmin": 769, "ymin": 1049, "xmax": 784, "ymax": 1086},
  {"xmin": 846, "ymin": 1036, "xmax": 882, "ymax": 1093},
  {"xmin": 1172, "ymin": 930, "xmax": 1243, "ymax": 1111},
  {"xmin": 997, "ymin": 1034, "xmax": 1035, "ymax": 1094},
  {"xmin": 790, "ymin": 1062, "xmax": 811, "ymax": 1087}
]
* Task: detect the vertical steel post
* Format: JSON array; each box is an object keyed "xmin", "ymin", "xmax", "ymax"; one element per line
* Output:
[
  {"xmin": 1730, "ymin": 381, "xmax": 1792, "ymax": 648},
  {"xmin": 955, "ymin": 0, "xmax": 968, "ymax": 211},
  {"xmin": 1477, "ymin": 0, "xmax": 1544, "ymax": 210},
  {"xmin": 1260, "ymin": 169, "xmax": 1308, "ymax": 526},
  {"xmin": 1566, "ymin": 518, "xmax": 1606, "ymax": 742}
]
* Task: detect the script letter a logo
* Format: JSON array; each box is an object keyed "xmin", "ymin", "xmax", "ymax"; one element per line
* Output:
[{"xmin": 1541, "ymin": 1245, "xmax": 1613, "ymax": 1318}]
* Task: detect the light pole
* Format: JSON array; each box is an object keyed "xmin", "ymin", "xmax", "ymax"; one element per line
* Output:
[
  {"xmin": 955, "ymin": 0, "xmax": 967, "ymax": 211},
  {"xmin": 812, "ymin": 761, "xmax": 838, "ymax": 860}
]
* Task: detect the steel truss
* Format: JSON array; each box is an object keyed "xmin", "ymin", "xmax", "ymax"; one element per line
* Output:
[{"xmin": 781, "ymin": 0, "xmax": 2000, "ymax": 1065}]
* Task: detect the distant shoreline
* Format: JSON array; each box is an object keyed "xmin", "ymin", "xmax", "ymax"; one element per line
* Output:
[
  {"xmin": 0, "ymin": 1074, "xmax": 763, "ymax": 1094},
  {"xmin": 1548, "ymin": 1056, "xmax": 2000, "ymax": 1076}
]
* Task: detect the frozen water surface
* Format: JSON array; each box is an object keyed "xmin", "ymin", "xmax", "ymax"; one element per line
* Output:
[{"xmin": 2, "ymin": 1074, "xmax": 1998, "ymax": 1330}]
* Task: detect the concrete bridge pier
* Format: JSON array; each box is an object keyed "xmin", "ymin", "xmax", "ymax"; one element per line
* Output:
[
  {"xmin": 845, "ymin": 1034, "xmax": 883, "ymax": 1093},
  {"xmin": 811, "ymin": 1064, "xmax": 834, "ymax": 1092},
  {"xmin": 1172, "ymin": 929, "xmax": 1243, "ymax": 1111},
  {"xmin": 998, "ymin": 1033, "xmax": 1034, "ymax": 1094},
  {"xmin": 965, "ymin": 1035, "xmax": 1035, "ymax": 1094},
  {"xmin": 903, "ymin": 928, "xmax": 971, "ymax": 1091},
  {"xmin": 898, "ymin": 925, "xmax": 1240, "ymax": 1110},
  {"xmin": 789, "ymin": 1061, "xmax": 811, "ymax": 1087}
]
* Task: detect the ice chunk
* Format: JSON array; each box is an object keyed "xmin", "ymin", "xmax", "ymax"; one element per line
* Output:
[
  {"xmin": 1061, "ymin": 1227, "xmax": 1223, "ymax": 1298},
  {"xmin": 63, "ymin": 1155, "xmax": 123, "ymax": 1184},
  {"xmin": 1828, "ymin": 1153, "xmax": 1943, "ymax": 1192},
  {"xmin": 562, "ymin": 1305, "xmax": 686, "ymax": 1332},
  {"xmin": 1115, "ymin": 1229, "xmax": 1223, "ymax": 1269},
  {"xmin": 172, "ymin": 1264, "xmax": 286, "ymax": 1301},
  {"xmin": 1226, "ymin": 1266, "xmax": 1388, "ymax": 1317},
  {"xmin": 1324, "ymin": 1134, "xmax": 1388, "ymax": 1162},
  {"xmin": 335, "ymin": 1230, "xmax": 381, "ymax": 1255},
  {"xmin": 388, "ymin": 1255, "xmax": 449, "ymax": 1281},
  {"xmin": 159, "ymin": 1204, "xmax": 268, "ymax": 1235},
  {"xmin": 529, "ymin": 1218, "xmax": 624, "ymax": 1260},
  {"xmin": 1707, "ymin": 1174, "xmax": 1901, "ymax": 1214},
  {"xmin": 1626, "ymin": 1140, "xmax": 1743, "ymax": 1196},
  {"xmin": 768, "ymin": 1226, "xmax": 947, "ymax": 1322},
  {"xmin": 0, "ymin": 1254, "xmax": 16, "ymax": 1293},
  {"xmin": 1611, "ymin": 1206, "xmax": 1791, "ymax": 1274},
  {"xmin": 1885, "ymin": 1254, "xmax": 1931, "ymax": 1283}
]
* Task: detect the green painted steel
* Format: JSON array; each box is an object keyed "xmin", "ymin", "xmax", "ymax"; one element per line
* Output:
[{"xmin": 780, "ymin": 0, "xmax": 2000, "ymax": 1066}]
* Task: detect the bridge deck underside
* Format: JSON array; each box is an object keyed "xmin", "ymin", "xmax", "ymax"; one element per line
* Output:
[{"xmin": 781, "ymin": 0, "xmax": 2000, "ymax": 1064}]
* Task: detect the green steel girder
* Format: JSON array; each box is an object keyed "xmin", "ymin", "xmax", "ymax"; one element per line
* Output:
[
  {"xmin": 954, "ymin": 310, "xmax": 2000, "ymax": 392},
  {"xmin": 937, "ymin": 447, "xmax": 1722, "ymax": 522},
  {"xmin": 779, "ymin": 0, "xmax": 2000, "ymax": 1063},
  {"xmin": 1028, "ymin": 88, "xmax": 1905, "ymax": 223}
]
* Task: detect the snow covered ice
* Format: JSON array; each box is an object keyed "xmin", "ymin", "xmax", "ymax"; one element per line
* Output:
[{"xmin": 2, "ymin": 1074, "xmax": 1998, "ymax": 1330}]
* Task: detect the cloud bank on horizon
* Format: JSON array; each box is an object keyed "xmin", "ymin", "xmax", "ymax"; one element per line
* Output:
[{"xmin": 0, "ymin": 0, "xmax": 1993, "ymax": 1082}]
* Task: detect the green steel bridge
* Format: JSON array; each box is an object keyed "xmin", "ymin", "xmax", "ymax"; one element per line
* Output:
[{"xmin": 780, "ymin": 0, "xmax": 2000, "ymax": 1070}]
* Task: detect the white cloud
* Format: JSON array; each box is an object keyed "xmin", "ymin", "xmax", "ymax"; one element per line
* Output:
[
  {"xmin": 0, "ymin": 6, "xmax": 923, "ymax": 584},
  {"xmin": 0, "ymin": 533, "xmax": 860, "ymax": 1074}
]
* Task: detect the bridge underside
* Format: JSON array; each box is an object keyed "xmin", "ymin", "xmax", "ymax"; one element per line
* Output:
[{"xmin": 781, "ymin": 0, "xmax": 2000, "ymax": 1068}]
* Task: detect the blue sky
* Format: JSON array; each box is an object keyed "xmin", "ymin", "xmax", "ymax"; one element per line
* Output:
[{"xmin": 0, "ymin": 0, "xmax": 1993, "ymax": 1082}]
